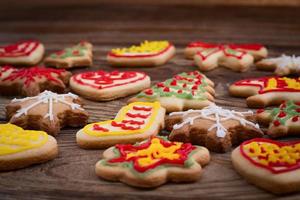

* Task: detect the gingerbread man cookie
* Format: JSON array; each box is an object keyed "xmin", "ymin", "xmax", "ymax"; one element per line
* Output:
[
  {"xmin": 77, "ymin": 102, "xmax": 165, "ymax": 149},
  {"xmin": 44, "ymin": 41, "xmax": 93, "ymax": 69},
  {"xmin": 95, "ymin": 136, "xmax": 210, "ymax": 188},
  {"xmin": 229, "ymin": 76, "xmax": 300, "ymax": 108},
  {"xmin": 0, "ymin": 66, "xmax": 72, "ymax": 96},
  {"xmin": 232, "ymin": 138, "xmax": 300, "ymax": 194},
  {"xmin": 165, "ymin": 104, "xmax": 263, "ymax": 153},
  {"xmin": 70, "ymin": 70, "xmax": 151, "ymax": 101},
  {"xmin": 188, "ymin": 42, "xmax": 267, "ymax": 72},
  {"xmin": 6, "ymin": 90, "xmax": 89, "ymax": 136},
  {"xmin": 256, "ymin": 101, "xmax": 300, "ymax": 138},
  {"xmin": 256, "ymin": 54, "xmax": 300, "ymax": 76},
  {"xmin": 107, "ymin": 40, "xmax": 176, "ymax": 67},
  {"xmin": 0, "ymin": 123, "xmax": 58, "ymax": 171},
  {"xmin": 129, "ymin": 71, "xmax": 215, "ymax": 112},
  {"xmin": 0, "ymin": 40, "xmax": 44, "ymax": 65}
]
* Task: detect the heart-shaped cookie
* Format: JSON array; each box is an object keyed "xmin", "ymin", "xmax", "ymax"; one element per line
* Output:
[
  {"xmin": 232, "ymin": 138, "xmax": 300, "ymax": 194},
  {"xmin": 0, "ymin": 123, "xmax": 58, "ymax": 171},
  {"xmin": 76, "ymin": 102, "xmax": 165, "ymax": 149},
  {"xmin": 70, "ymin": 70, "xmax": 150, "ymax": 101}
]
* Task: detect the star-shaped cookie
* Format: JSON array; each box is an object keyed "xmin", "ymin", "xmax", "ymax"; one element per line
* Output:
[
  {"xmin": 229, "ymin": 76, "xmax": 300, "ymax": 108},
  {"xmin": 6, "ymin": 90, "xmax": 89, "ymax": 136},
  {"xmin": 165, "ymin": 104, "xmax": 263, "ymax": 153},
  {"xmin": 256, "ymin": 101, "xmax": 300, "ymax": 138},
  {"xmin": 0, "ymin": 66, "xmax": 72, "ymax": 96},
  {"xmin": 256, "ymin": 54, "xmax": 300, "ymax": 76},
  {"xmin": 44, "ymin": 41, "xmax": 93, "ymax": 69},
  {"xmin": 95, "ymin": 136, "xmax": 210, "ymax": 188}
]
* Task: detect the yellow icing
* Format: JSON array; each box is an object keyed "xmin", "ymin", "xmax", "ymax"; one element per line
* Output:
[
  {"xmin": 264, "ymin": 77, "xmax": 300, "ymax": 92},
  {"xmin": 0, "ymin": 123, "xmax": 48, "ymax": 156},
  {"xmin": 111, "ymin": 41, "xmax": 169, "ymax": 55},
  {"xmin": 126, "ymin": 138, "xmax": 181, "ymax": 167},
  {"xmin": 83, "ymin": 102, "xmax": 161, "ymax": 136},
  {"xmin": 244, "ymin": 141, "xmax": 300, "ymax": 166}
]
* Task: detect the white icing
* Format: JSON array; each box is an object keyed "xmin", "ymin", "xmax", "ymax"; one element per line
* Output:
[
  {"xmin": 12, "ymin": 90, "xmax": 83, "ymax": 121},
  {"xmin": 170, "ymin": 104, "xmax": 259, "ymax": 138},
  {"xmin": 265, "ymin": 54, "xmax": 300, "ymax": 72}
]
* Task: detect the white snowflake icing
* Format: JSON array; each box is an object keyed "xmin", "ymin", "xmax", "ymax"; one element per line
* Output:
[
  {"xmin": 266, "ymin": 54, "xmax": 300, "ymax": 72},
  {"xmin": 11, "ymin": 90, "xmax": 83, "ymax": 121},
  {"xmin": 170, "ymin": 104, "xmax": 259, "ymax": 138}
]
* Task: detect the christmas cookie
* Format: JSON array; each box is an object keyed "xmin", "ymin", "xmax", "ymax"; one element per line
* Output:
[
  {"xmin": 128, "ymin": 71, "xmax": 215, "ymax": 112},
  {"xmin": 44, "ymin": 41, "xmax": 93, "ymax": 69},
  {"xmin": 229, "ymin": 76, "xmax": 300, "ymax": 108},
  {"xmin": 0, "ymin": 123, "xmax": 58, "ymax": 171},
  {"xmin": 0, "ymin": 40, "xmax": 44, "ymax": 65},
  {"xmin": 232, "ymin": 138, "xmax": 300, "ymax": 194},
  {"xmin": 6, "ymin": 90, "xmax": 89, "ymax": 136},
  {"xmin": 185, "ymin": 41, "xmax": 267, "ymax": 60},
  {"xmin": 70, "ymin": 70, "xmax": 151, "ymax": 101},
  {"xmin": 77, "ymin": 102, "xmax": 165, "ymax": 149},
  {"xmin": 256, "ymin": 101, "xmax": 300, "ymax": 138},
  {"xmin": 95, "ymin": 136, "xmax": 210, "ymax": 188},
  {"xmin": 0, "ymin": 66, "xmax": 72, "ymax": 96},
  {"xmin": 256, "ymin": 54, "xmax": 300, "ymax": 76},
  {"xmin": 165, "ymin": 104, "xmax": 263, "ymax": 153},
  {"xmin": 107, "ymin": 40, "xmax": 176, "ymax": 67},
  {"xmin": 188, "ymin": 42, "xmax": 267, "ymax": 72}
]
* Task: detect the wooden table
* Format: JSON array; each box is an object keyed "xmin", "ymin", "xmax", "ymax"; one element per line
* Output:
[{"xmin": 0, "ymin": 3, "xmax": 300, "ymax": 200}]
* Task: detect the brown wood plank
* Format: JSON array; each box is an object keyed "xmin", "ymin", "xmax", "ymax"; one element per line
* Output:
[{"xmin": 0, "ymin": 3, "xmax": 300, "ymax": 200}]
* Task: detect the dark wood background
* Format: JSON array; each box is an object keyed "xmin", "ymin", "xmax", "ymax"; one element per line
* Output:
[{"xmin": 0, "ymin": 2, "xmax": 300, "ymax": 200}]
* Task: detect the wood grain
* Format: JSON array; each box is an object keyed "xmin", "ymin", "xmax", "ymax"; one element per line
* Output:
[{"xmin": 0, "ymin": 3, "xmax": 300, "ymax": 200}]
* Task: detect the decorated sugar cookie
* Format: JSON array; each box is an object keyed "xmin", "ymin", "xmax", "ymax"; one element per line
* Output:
[
  {"xmin": 6, "ymin": 90, "xmax": 89, "ymax": 136},
  {"xmin": 77, "ymin": 102, "xmax": 165, "ymax": 149},
  {"xmin": 187, "ymin": 42, "xmax": 267, "ymax": 72},
  {"xmin": 165, "ymin": 104, "xmax": 263, "ymax": 153},
  {"xmin": 0, "ymin": 40, "xmax": 44, "ymax": 65},
  {"xmin": 0, "ymin": 66, "xmax": 72, "ymax": 96},
  {"xmin": 95, "ymin": 136, "xmax": 210, "ymax": 188},
  {"xmin": 107, "ymin": 40, "xmax": 176, "ymax": 67},
  {"xmin": 256, "ymin": 54, "xmax": 300, "ymax": 76},
  {"xmin": 256, "ymin": 101, "xmax": 300, "ymax": 138},
  {"xmin": 229, "ymin": 76, "xmax": 300, "ymax": 108},
  {"xmin": 128, "ymin": 71, "xmax": 215, "ymax": 112},
  {"xmin": 232, "ymin": 138, "xmax": 300, "ymax": 194},
  {"xmin": 44, "ymin": 41, "xmax": 93, "ymax": 69},
  {"xmin": 0, "ymin": 123, "xmax": 58, "ymax": 171},
  {"xmin": 70, "ymin": 70, "xmax": 151, "ymax": 101}
]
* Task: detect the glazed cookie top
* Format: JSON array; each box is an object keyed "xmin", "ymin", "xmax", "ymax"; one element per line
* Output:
[
  {"xmin": 100, "ymin": 136, "xmax": 200, "ymax": 173},
  {"xmin": 257, "ymin": 101, "xmax": 300, "ymax": 127},
  {"xmin": 0, "ymin": 123, "xmax": 48, "ymax": 156},
  {"xmin": 0, "ymin": 40, "xmax": 41, "ymax": 58},
  {"xmin": 187, "ymin": 41, "xmax": 265, "ymax": 51},
  {"xmin": 240, "ymin": 138, "xmax": 300, "ymax": 174},
  {"xmin": 49, "ymin": 41, "xmax": 91, "ymax": 59},
  {"xmin": 83, "ymin": 102, "xmax": 161, "ymax": 136},
  {"xmin": 71, "ymin": 70, "xmax": 148, "ymax": 89},
  {"xmin": 233, "ymin": 76, "xmax": 300, "ymax": 94},
  {"xmin": 109, "ymin": 40, "xmax": 171, "ymax": 57},
  {"xmin": 136, "ymin": 71, "xmax": 212, "ymax": 100},
  {"xmin": 0, "ymin": 66, "xmax": 68, "ymax": 88}
]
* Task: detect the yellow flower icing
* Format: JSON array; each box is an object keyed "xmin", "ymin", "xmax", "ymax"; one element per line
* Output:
[
  {"xmin": 111, "ymin": 41, "xmax": 170, "ymax": 55},
  {"xmin": 0, "ymin": 123, "xmax": 48, "ymax": 156},
  {"xmin": 83, "ymin": 102, "xmax": 161, "ymax": 136}
]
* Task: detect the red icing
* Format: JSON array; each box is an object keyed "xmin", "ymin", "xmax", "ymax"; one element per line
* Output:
[
  {"xmin": 108, "ymin": 137, "xmax": 196, "ymax": 172},
  {"xmin": 121, "ymin": 120, "xmax": 145, "ymax": 125},
  {"xmin": 163, "ymin": 87, "xmax": 170, "ymax": 92},
  {"xmin": 187, "ymin": 41, "xmax": 264, "ymax": 51},
  {"xmin": 108, "ymin": 43, "xmax": 173, "ymax": 58},
  {"xmin": 126, "ymin": 113, "xmax": 150, "ymax": 119},
  {"xmin": 71, "ymin": 70, "xmax": 147, "ymax": 89},
  {"xmin": 93, "ymin": 124, "xmax": 109, "ymax": 132},
  {"xmin": 256, "ymin": 109, "xmax": 264, "ymax": 114},
  {"xmin": 278, "ymin": 112, "xmax": 286, "ymax": 118},
  {"xmin": 132, "ymin": 106, "xmax": 152, "ymax": 111},
  {"xmin": 1, "ymin": 66, "xmax": 66, "ymax": 87},
  {"xmin": 292, "ymin": 116, "xmax": 299, "ymax": 122},
  {"xmin": 240, "ymin": 138, "xmax": 300, "ymax": 174},
  {"xmin": 0, "ymin": 40, "xmax": 41, "ymax": 57},
  {"xmin": 111, "ymin": 121, "xmax": 140, "ymax": 130},
  {"xmin": 233, "ymin": 77, "xmax": 300, "ymax": 94},
  {"xmin": 273, "ymin": 120, "xmax": 281, "ymax": 126},
  {"xmin": 144, "ymin": 89, "xmax": 153, "ymax": 95}
]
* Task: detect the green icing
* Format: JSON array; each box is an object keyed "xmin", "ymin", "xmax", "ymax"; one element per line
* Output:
[
  {"xmin": 267, "ymin": 101, "xmax": 300, "ymax": 125},
  {"xmin": 50, "ymin": 43, "xmax": 87, "ymax": 59},
  {"xmin": 137, "ymin": 72, "xmax": 209, "ymax": 100}
]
